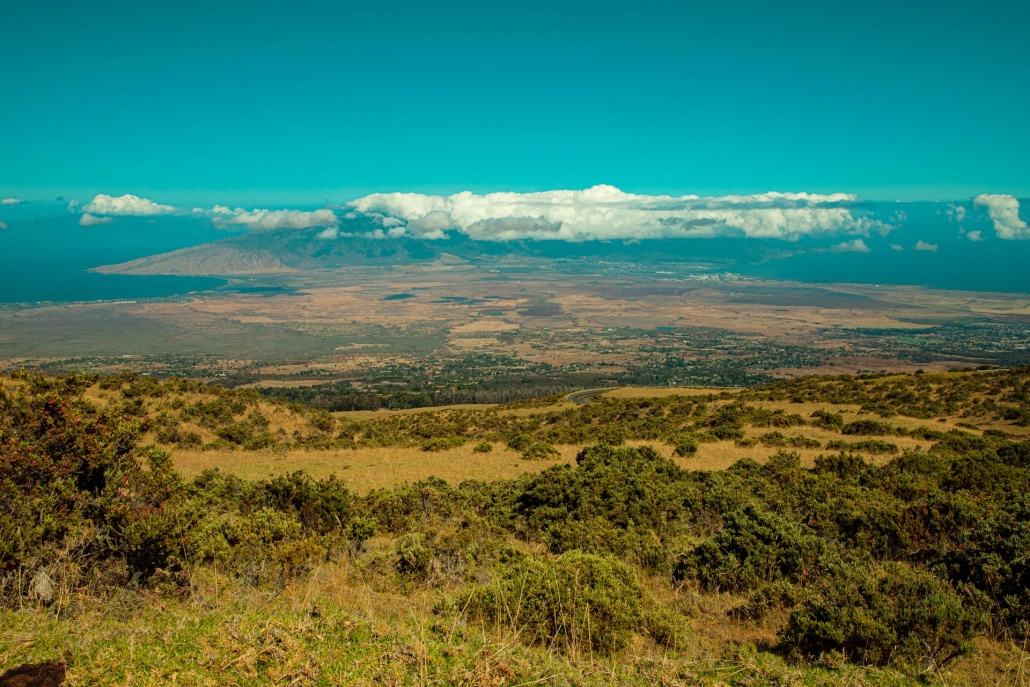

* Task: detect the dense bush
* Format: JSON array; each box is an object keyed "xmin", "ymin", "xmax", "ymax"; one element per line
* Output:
[
  {"xmin": 780, "ymin": 560, "xmax": 982, "ymax": 669},
  {"xmin": 460, "ymin": 551, "xmax": 654, "ymax": 654},
  {"xmin": 675, "ymin": 504, "xmax": 825, "ymax": 591},
  {"xmin": 944, "ymin": 495, "xmax": 1030, "ymax": 639},
  {"xmin": 516, "ymin": 445, "xmax": 694, "ymax": 555}
]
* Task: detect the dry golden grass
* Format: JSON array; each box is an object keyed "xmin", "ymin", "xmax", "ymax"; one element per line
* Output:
[{"xmin": 172, "ymin": 443, "xmax": 573, "ymax": 492}]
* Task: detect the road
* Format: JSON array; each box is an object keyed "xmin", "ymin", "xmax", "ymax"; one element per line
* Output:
[{"xmin": 565, "ymin": 387, "xmax": 617, "ymax": 404}]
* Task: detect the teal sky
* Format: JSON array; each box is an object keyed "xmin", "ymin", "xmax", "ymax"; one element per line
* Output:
[{"xmin": 2, "ymin": 0, "xmax": 1028, "ymax": 205}]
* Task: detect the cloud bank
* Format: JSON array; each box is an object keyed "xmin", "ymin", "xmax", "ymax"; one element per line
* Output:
[
  {"xmin": 79, "ymin": 213, "xmax": 113, "ymax": 227},
  {"xmin": 212, "ymin": 208, "xmax": 339, "ymax": 230},
  {"xmin": 1, "ymin": 198, "xmax": 26, "ymax": 205},
  {"xmin": 830, "ymin": 238, "xmax": 870, "ymax": 253},
  {"xmin": 83, "ymin": 194, "xmax": 174, "ymax": 216},
  {"xmin": 974, "ymin": 194, "xmax": 1029, "ymax": 240},
  {"xmin": 915, "ymin": 240, "xmax": 938, "ymax": 252},
  {"xmin": 346, "ymin": 185, "xmax": 889, "ymax": 242}
]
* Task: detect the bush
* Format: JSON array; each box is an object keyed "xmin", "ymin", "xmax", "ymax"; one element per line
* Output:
[
  {"xmin": 461, "ymin": 551, "xmax": 649, "ymax": 654},
  {"xmin": 395, "ymin": 533, "xmax": 434, "ymax": 580},
  {"xmin": 842, "ymin": 419, "xmax": 894, "ymax": 436},
  {"xmin": 421, "ymin": 436, "xmax": 466, "ymax": 452},
  {"xmin": 672, "ymin": 434, "xmax": 698, "ymax": 457},
  {"xmin": 675, "ymin": 504, "xmax": 824, "ymax": 591},
  {"xmin": 472, "ymin": 441, "xmax": 494, "ymax": 453},
  {"xmin": 196, "ymin": 508, "xmax": 321, "ymax": 586},
  {"xmin": 780, "ymin": 560, "xmax": 981, "ymax": 669},
  {"xmin": 262, "ymin": 471, "xmax": 353, "ymax": 535},
  {"xmin": 517, "ymin": 445, "xmax": 694, "ymax": 552},
  {"xmin": 522, "ymin": 442, "xmax": 560, "ymax": 460},
  {"xmin": 944, "ymin": 496, "xmax": 1030, "ymax": 639}
]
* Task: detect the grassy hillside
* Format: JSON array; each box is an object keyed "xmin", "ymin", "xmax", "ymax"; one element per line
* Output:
[{"xmin": 2, "ymin": 369, "xmax": 1030, "ymax": 685}]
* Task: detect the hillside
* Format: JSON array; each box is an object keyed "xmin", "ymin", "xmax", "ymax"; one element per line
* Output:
[{"xmin": 2, "ymin": 369, "xmax": 1030, "ymax": 685}]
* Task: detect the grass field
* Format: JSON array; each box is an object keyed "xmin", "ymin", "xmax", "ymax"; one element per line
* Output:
[{"xmin": 169, "ymin": 385, "xmax": 987, "ymax": 491}]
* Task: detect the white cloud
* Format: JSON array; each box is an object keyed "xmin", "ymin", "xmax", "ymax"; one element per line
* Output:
[
  {"xmin": 1, "ymin": 198, "xmax": 26, "ymax": 205},
  {"xmin": 945, "ymin": 203, "xmax": 967, "ymax": 222},
  {"xmin": 79, "ymin": 213, "xmax": 113, "ymax": 227},
  {"xmin": 214, "ymin": 208, "xmax": 338, "ymax": 231},
  {"xmin": 83, "ymin": 193, "xmax": 175, "ymax": 216},
  {"xmin": 830, "ymin": 238, "xmax": 871, "ymax": 253},
  {"xmin": 890, "ymin": 244, "xmax": 904, "ymax": 251},
  {"xmin": 0, "ymin": 220, "xmax": 8, "ymax": 231},
  {"xmin": 915, "ymin": 240, "xmax": 938, "ymax": 252},
  {"xmin": 347, "ymin": 185, "xmax": 890, "ymax": 242},
  {"xmin": 974, "ymin": 194, "xmax": 1029, "ymax": 240},
  {"xmin": 966, "ymin": 230, "xmax": 983, "ymax": 242},
  {"xmin": 316, "ymin": 227, "xmax": 339, "ymax": 240},
  {"xmin": 67, "ymin": 199, "xmax": 80, "ymax": 212}
]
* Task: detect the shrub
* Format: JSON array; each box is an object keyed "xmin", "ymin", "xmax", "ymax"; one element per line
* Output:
[
  {"xmin": 472, "ymin": 441, "xmax": 494, "ymax": 453},
  {"xmin": 675, "ymin": 504, "xmax": 824, "ymax": 591},
  {"xmin": 811, "ymin": 409, "xmax": 844, "ymax": 431},
  {"xmin": 421, "ymin": 436, "xmax": 466, "ymax": 452},
  {"xmin": 673, "ymin": 434, "xmax": 698, "ymax": 457},
  {"xmin": 395, "ymin": 533, "xmax": 434, "ymax": 580},
  {"xmin": 522, "ymin": 442, "xmax": 560, "ymax": 460},
  {"xmin": 780, "ymin": 560, "xmax": 981, "ymax": 670},
  {"xmin": 944, "ymin": 496, "xmax": 1030, "ymax": 639},
  {"xmin": 262, "ymin": 472, "xmax": 353, "ymax": 535},
  {"xmin": 517, "ymin": 445, "xmax": 694, "ymax": 551},
  {"xmin": 841, "ymin": 419, "xmax": 894, "ymax": 436},
  {"xmin": 196, "ymin": 508, "xmax": 321, "ymax": 586},
  {"xmin": 461, "ymin": 551, "xmax": 648, "ymax": 654}
]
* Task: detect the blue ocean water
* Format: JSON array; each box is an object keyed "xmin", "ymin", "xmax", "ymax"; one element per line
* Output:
[{"xmin": 0, "ymin": 211, "xmax": 226, "ymax": 303}]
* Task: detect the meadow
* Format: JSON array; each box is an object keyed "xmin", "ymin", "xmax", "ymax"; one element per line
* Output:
[{"xmin": 2, "ymin": 369, "xmax": 1030, "ymax": 685}]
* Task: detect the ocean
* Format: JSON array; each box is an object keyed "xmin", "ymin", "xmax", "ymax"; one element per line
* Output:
[{"xmin": 0, "ymin": 213, "xmax": 226, "ymax": 304}]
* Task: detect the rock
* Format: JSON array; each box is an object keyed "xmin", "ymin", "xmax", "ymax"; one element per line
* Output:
[{"xmin": 27, "ymin": 571, "xmax": 54, "ymax": 605}]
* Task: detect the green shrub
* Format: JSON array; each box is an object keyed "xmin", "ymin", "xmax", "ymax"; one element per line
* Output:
[
  {"xmin": 421, "ymin": 436, "xmax": 466, "ymax": 452},
  {"xmin": 780, "ymin": 560, "xmax": 981, "ymax": 669},
  {"xmin": 811, "ymin": 409, "xmax": 844, "ymax": 430},
  {"xmin": 826, "ymin": 439, "xmax": 899, "ymax": 455},
  {"xmin": 522, "ymin": 442, "xmax": 560, "ymax": 460},
  {"xmin": 517, "ymin": 445, "xmax": 694, "ymax": 552},
  {"xmin": 672, "ymin": 434, "xmax": 698, "ymax": 456},
  {"xmin": 196, "ymin": 508, "xmax": 321, "ymax": 586},
  {"xmin": 945, "ymin": 496, "xmax": 1030, "ymax": 639},
  {"xmin": 472, "ymin": 441, "xmax": 494, "ymax": 453},
  {"xmin": 461, "ymin": 551, "xmax": 649, "ymax": 654},
  {"xmin": 262, "ymin": 471, "xmax": 353, "ymax": 535},
  {"xmin": 395, "ymin": 533, "xmax": 434, "ymax": 580},
  {"xmin": 675, "ymin": 505, "xmax": 825, "ymax": 591},
  {"xmin": 842, "ymin": 419, "xmax": 894, "ymax": 436}
]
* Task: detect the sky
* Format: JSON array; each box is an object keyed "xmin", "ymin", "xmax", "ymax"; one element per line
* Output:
[{"xmin": 2, "ymin": 0, "xmax": 1029, "ymax": 206}]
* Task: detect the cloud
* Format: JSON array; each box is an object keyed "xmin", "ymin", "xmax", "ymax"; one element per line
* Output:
[
  {"xmin": 83, "ymin": 193, "xmax": 175, "ymax": 216},
  {"xmin": 67, "ymin": 199, "xmax": 80, "ymax": 212},
  {"xmin": 830, "ymin": 238, "xmax": 871, "ymax": 253},
  {"xmin": 914, "ymin": 240, "xmax": 938, "ymax": 252},
  {"xmin": 213, "ymin": 208, "xmax": 338, "ymax": 231},
  {"xmin": 974, "ymin": 194, "xmax": 1029, "ymax": 240},
  {"xmin": 79, "ymin": 213, "xmax": 113, "ymax": 227},
  {"xmin": 965, "ymin": 230, "xmax": 983, "ymax": 242},
  {"xmin": 0, "ymin": 220, "xmax": 8, "ymax": 231},
  {"xmin": 347, "ymin": 185, "xmax": 891, "ymax": 242},
  {"xmin": 945, "ymin": 203, "xmax": 967, "ymax": 222},
  {"xmin": 316, "ymin": 227, "xmax": 339, "ymax": 240},
  {"xmin": 890, "ymin": 244, "xmax": 904, "ymax": 251},
  {"xmin": 1, "ymin": 198, "xmax": 26, "ymax": 205}
]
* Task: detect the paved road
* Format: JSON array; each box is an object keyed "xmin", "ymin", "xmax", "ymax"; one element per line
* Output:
[{"xmin": 565, "ymin": 387, "xmax": 617, "ymax": 404}]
